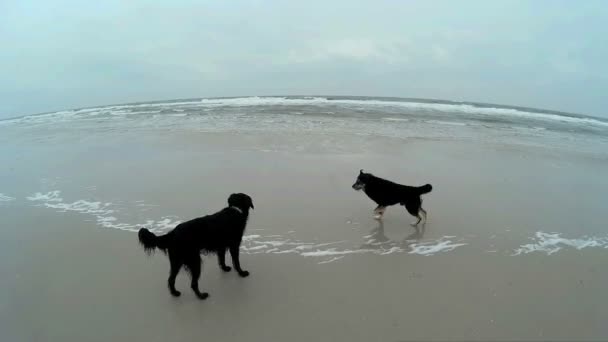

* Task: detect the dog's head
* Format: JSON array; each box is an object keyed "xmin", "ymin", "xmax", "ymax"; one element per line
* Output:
[
  {"xmin": 352, "ymin": 169, "xmax": 372, "ymax": 191},
  {"xmin": 228, "ymin": 193, "xmax": 254, "ymax": 212}
]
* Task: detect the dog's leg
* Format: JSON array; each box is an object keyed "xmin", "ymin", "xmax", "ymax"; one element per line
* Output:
[
  {"xmin": 229, "ymin": 245, "xmax": 250, "ymax": 277},
  {"xmin": 411, "ymin": 214, "xmax": 422, "ymax": 227},
  {"xmin": 168, "ymin": 253, "xmax": 183, "ymax": 297},
  {"xmin": 186, "ymin": 255, "xmax": 209, "ymax": 300},
  {"xmin": 405, "ymin": 198, "xmax": 422, "ymax": 226},
  {"xmin": 218, "ymin": 248, "xmax": 231, "ymax": 272},
  {"xmin": 373, "ymin": 206, "xmax": 386, "ymax": 220},
  {"xmin": 420, "ymin": 207, "xmax": 428, "ymax": 223}
]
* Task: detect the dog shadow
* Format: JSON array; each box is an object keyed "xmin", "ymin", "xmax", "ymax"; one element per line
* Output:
[{"xmin": 359, "ymin": 220, "xmax": 426, "ymax": 252}]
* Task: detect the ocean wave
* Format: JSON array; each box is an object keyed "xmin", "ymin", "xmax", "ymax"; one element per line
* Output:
[{"xmin": 3, "ymin": 96, "xmax": 607, "ymax": 128}]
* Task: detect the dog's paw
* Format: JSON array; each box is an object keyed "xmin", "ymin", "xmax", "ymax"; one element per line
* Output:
[
  {"xmin": 170, "ymin": 290, "xmax": 181, "ymax": 297},
  {"xmin": 410, "ymin": 222, "xmax": 419, "ymax": 227},
  {"xmin": 221, "ymin": 265, "xmax": 232, "ymax": 272},
  {"xmin": 373, "ymin": 215, "xmax": 383, "ymax": 221},
  {"xmin": 196, "ymin": 292, "xmax": 209, "ymax": 300},
  {"xmin": 238, "ymin": 270, "xmax": 250, "ymax": 278}
]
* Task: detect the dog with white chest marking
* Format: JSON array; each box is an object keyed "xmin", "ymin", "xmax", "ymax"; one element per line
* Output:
[{"xmin": 352, "ymin": 170, "xmax": 432, "ymax": 225}]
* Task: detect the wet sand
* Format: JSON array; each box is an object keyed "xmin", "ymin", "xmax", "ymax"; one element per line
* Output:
[{"xmin": 1, "ymin": 132, "xmax": 608, "ymax": 341}]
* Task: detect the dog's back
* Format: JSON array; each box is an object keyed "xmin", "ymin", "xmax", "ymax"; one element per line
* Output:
[
  {"xmin": 362, "ymin": 173, "xmax": 431, "ymax": 206},
  {"xmin": 170, "ymin": 208, "xmax": 248, "ymax": 253}
]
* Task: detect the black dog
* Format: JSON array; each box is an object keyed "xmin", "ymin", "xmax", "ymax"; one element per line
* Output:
[
  {"xmin": 138, "ymin": 193, "xmax": 254, "ymax": 300},
  {"xmin": 352, "ymin": 170, "xmax": 432, "ymax": 225}
]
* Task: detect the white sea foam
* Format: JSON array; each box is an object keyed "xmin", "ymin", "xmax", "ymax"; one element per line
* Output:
[
  {"xmin": 408, "ymin": 238, "xmax": 468, "ymax": 256},
  {"xmin": 245, "ymin": 245, "xmax": 268, "ymax": 251},
  {"xmin": 22, "ymin": 188, "xmax": 460, "ymax": 263},
  {"xmin": 382, "ymin": 117, "xmax": 410, "ymax": 122},
  {"xmin": 318, "ymin": 256, "xmax": 345, "ymax": 264},
  {"xmin": 26, "ymin": 190, "xmax": 181, "ymax": 233},
  {"xmin": 27, "ymin": 189, "xmax": 608, "ymax": 263},
  {"xmin": 139, "ymin": 217, "xmax": 182, "ymax": 233},
  {"xmin": 513, "ymin": 231, "xmax": 608, "ymax": 255},
  {"xmin": 301, "ymin": 248, "xmax": 377, "ymax": 257},
  {"xmin": 0, "ymin": 193, "xmax": 16, "ymax": 202},
  {"xmin": 425, "ymin": 120, "xmax": 467, "ymax": 126},
  {"xmin": 27, "ymin": 191, "xmax": 62, "ymax": 202}
]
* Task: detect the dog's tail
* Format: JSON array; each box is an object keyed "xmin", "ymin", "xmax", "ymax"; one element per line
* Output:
[
  {"xmin": 138, "ymin": 228, "xmax": 172, "ymax": 255},
  {"xmin": 416, "ymin": 184, "xmax": 433, "ymax": 195}
]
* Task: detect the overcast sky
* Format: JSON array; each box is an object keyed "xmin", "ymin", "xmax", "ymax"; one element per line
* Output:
[{"xmin": 1, "ymin": 0, "xmax": 607, "ymax": 119}]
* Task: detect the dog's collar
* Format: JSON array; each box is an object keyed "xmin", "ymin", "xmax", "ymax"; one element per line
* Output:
[{"xmin": 229, "ymin": 206, "xmax": 243, "ymax": 214}]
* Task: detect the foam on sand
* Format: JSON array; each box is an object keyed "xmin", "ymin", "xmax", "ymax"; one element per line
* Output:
[
  {"xmin": 24, "ymin": 189, "xmax": 471, "ymax": 264},
  {"xmin": 408, "ymin": 238, "xmax": 468, "ymax": 256},
  {"xmin": 246, "ymin": 234, "xmax": 467, "ymax": 260},
  {"xmin": 318, "ymin": 256, "xmax": 345, "ymax": 264},
  {"xmin": 23, "ymin": 187, "xmax": 474, "ymax": 264},
  {"xmin": 27, "ymin": 191, "xmax": 62, "ymax": 202},
  {"xmin": 30, "ymin": 189, "xmax": 608, "ymax": 263},
  {"xmin": 513, "ymin": 231, "xmax": 608, "ymax": 255},
  {"xmin": 0, "ymin": 193, "xmax": 16, "ymax": 203},
  {"xmin": 26, "ymin": 190, "xmax": 181, "ymax": 233}
]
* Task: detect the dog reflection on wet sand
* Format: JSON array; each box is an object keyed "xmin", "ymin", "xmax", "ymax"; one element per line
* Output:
[{"xmin": 360, "ymin": 221, "xmax": 426, "ymax": 252}]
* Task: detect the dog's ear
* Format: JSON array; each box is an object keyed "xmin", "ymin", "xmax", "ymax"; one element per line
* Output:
[
  {"xmin": 228, "ymin": 193, "xmax": 238, "ymax": 206},
  {"xmin": 247, "ymin": 194, "xmax": 254, "ymax": 209},
  {"xmin": 360, "ymin": 169, "xmax": 364, "ymax": 175}
]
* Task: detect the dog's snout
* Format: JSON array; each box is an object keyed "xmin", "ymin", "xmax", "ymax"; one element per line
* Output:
[{"xmin": 352, "ymin": 181, "xmax": 364, "ymax": 191}]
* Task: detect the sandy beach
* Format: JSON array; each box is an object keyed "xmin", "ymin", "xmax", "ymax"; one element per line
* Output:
[
  {"xmin": 2, "ymin": 98, "xmax": 608, "ymax": 341},
  {"xmin": 3, "ymin": 209, "xmax": 607, "ymax": 342}
]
